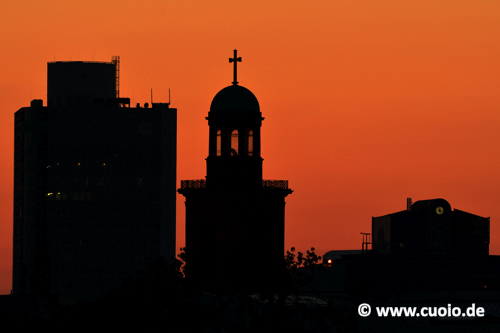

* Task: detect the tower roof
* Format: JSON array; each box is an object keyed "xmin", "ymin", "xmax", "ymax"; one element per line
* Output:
[{"xmin": 210, "ymin": 85, "xmax": 260, "ymax": 113}]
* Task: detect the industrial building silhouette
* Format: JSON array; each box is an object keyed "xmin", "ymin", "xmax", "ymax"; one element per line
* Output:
[
  {"xmin": 13, "ymin": 57, "xmax": 176, "ymax": 304},
  {"xmin": 320, "ymin": 198, "xmax": 498, "ymax": 300},
  {"xmin": 372, "ymin": 198, "xmax": 489, "ymax": 256}
]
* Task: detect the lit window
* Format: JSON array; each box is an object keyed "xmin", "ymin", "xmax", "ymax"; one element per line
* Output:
[
  {"xmin": 327, "ymin": 259, "xmax": 332, "ymax": 264},
  {"xmin": 247, "ymin": 130, "xmax": 253, "ymax": 156},
  {"xmin": 216, "ymin": 130, "xmax": 221, "ymax": 156},
  {"xmin": 231, "ymin": 130, "xmax": 238, "ymax": 156}
]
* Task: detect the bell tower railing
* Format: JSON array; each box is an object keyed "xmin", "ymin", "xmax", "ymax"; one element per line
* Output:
[{"xmin": 180, "ymin": 179, "xmax": 289, "ymax": 190}]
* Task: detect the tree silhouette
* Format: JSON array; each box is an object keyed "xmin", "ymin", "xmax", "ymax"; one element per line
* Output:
[{"xmin": 283, "ymin": 247, "xmax": 323, "ymax": 294}]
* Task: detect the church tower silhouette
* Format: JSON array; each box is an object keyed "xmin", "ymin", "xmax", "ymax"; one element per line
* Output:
[{"xmin": 179, "ymin": 50, "xmax": 292, "ymax": 292}]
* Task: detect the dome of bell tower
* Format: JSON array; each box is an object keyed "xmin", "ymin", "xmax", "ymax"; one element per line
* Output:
[{"xmin": 210, "ymin": 85, "xmax": 260, "ymax": 113}]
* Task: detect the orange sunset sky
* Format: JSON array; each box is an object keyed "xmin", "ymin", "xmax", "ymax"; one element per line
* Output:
[{"xmin": 1, "ymin": 1, "xmax": 499, "ymax": 294}]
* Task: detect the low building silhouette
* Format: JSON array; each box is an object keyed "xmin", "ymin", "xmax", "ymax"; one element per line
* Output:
[
  {"xmin": 316, "ymin": 199, "xmax": 498, "ymax": 300},
  {"xmin": 372, "ymin": 198, "xmax": 489, "ymax": 256},
  {"xmin": 13, "ymin": 57, "xmax": 177, "ymax": 304}
]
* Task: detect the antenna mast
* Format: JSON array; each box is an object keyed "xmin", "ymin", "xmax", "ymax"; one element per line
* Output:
[{"xmin": 112, "ymin": 56, "xmax": 120, "ymax": 98}]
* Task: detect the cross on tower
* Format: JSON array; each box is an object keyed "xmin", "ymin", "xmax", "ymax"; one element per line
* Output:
[{"xmin": 229, "ymin": 49, "xmax": 242, "ymax": 85}]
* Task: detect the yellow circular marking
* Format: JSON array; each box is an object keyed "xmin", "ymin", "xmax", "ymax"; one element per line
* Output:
[{"xmin": 436, "ymin": 206, "xmax": 444, "ymax": 215}]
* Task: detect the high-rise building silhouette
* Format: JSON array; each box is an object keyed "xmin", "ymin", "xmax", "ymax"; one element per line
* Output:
[
  {"xmin": 178, "ymin": 50, "xmax": 292, "ymax": 291},
  {"xmin": 13, "ymin": 57, "xmax": 176, "ymax": 304}
]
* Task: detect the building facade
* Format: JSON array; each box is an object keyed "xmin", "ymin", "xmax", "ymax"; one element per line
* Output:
[
  {"xmin": 13, "ymin": 58, "xmax": 176, "ymax": 303},
  {"xmin": 178, "ymin": 51, "xmax": 292, "ymax": 292},
  {"xmin": 317, "ymin": 198, "xmax": 495, "ymax": 300},
  {"xmin": 372, "ymin": 198, "xmax": 489, "ymax": 256}
]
